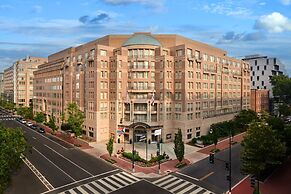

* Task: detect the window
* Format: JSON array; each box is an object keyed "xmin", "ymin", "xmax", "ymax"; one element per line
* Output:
[
  {"xmin": 100, "ymin": 50, "xmax": 107, "ymax": 56},
  {"xmin": 187, "ymin": 134, "xmax": 192, "ymax": 139},
  {"xmin": 257, "ymin": 66, "xmax": 259, "ymax": 70}
]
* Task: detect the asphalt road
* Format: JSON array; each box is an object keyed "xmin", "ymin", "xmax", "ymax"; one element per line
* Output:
[
  {"xmin": 1, "ymin": 108, "xmax": 245, "ymax": 194},
  {"xmin": 177, "ymin": 143, "xmax": 246, "ymax": 194},
  {"xmin": 0, "ymin": 109, "xmax": 117, "ymax": 194}
]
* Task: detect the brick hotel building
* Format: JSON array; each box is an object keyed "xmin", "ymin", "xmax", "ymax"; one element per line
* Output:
[{"xmin": 33, "ymin": 32, "xmax": 250, "ymax": 143}]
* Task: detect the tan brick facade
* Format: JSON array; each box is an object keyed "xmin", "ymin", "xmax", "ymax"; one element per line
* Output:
[
  {"xmin": 3, "ymin": 56, "xmax": 47, "ymax": 107},
  {"xmin": 33, "ymin": 32, "xmax": 250, "ymax": 143}
]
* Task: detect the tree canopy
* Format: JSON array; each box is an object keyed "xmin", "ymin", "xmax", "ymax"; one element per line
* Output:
[
  {"xmin": 34, "ymin": 112, "xmax": 46, "ymax": 123},
  {"xmin": 66, "ymin": 102, "xmax": 85, "ymax": 137},
  {"xmin": 174, "ymin": 128, "xmax": 184, "ymax": 163},
  {"xmin": 271, "ymin": 75, "xmax": 291, "ymax": 104},
  {"xmin": 0, "ymin": 124, "xmax": 28, "ymax": 193},
  {"xmin": 241, "ymin": 121, "xmax": 286, "ymax": 176}
]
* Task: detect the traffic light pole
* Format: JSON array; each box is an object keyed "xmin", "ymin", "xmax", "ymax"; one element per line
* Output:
[{"xmin": 228, "ymin": 128, "xmax": 232, "ymax": 194}]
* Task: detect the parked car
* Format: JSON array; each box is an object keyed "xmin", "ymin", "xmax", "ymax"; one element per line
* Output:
[
  {"xmin": 37, "ymin": 127, "xmax": 45, "ymax": 133},
  {"xmin": 30, "ymin": 124, "xmax": 37, "ymax": 130},
  {"xmin": 16, "ymin": 117, "xmax": 23, "ymax": 122},
  {"xmin": 20, "ymin": 119, "xmax": 26, "ymax": 124},
  {"xmin": 26, "ymin": 122, "xmax": 33, "ymax": 127}
]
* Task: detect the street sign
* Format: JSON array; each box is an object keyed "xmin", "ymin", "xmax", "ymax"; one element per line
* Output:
[{"xmin": 154, "ymin": 129, "xmax": 162, "ymax": 136}]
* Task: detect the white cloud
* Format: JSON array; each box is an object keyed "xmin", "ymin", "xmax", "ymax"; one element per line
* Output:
[
  {"xmin": 103, "ymin": 0, "xmax": 165, "ymax": 11},
  {"xmin": 281, "ymin": 0, "xmax": 291, "ymax": 5},
  {"xmin": 200, "ymin": 1, "xmax": 253, "ymax": 18},
  {"xmin": 255, "ymin": 12, "xmax": 291, "ymax": 33}
]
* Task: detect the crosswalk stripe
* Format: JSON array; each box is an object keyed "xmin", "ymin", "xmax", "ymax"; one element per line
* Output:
[
  {"xmin": 67, "ymin": 189, "xmax": 78, "ymax": 194},
  {"xmin": 99, "ymin": 179, "xmax": 116, "ymax": 191},
  {"xmin": 176, "ymin": 185, "xmax": 197, "ymax": 194},
  {"xmin": 103, "ymin": 177, "xmax": 122, "ymax": 188},
  {"xmin": 153, "ymin": 175, "xmax": 173, "ymax": 184},
  {"xmin": 91, "ymin": 181, "xmax": 110, "ymax": 193},
  {"xmin": 115, "ymin": 173, "xmax": 136, "ymax": 183},
  {"xmin": 189, "ymin": 187, "xmax": 203, "ymax": 194},
  {"xmin": 76, "ymin": 186, "xmax": 89, "ymax": 194},
  {"xmin": 164, "ymin": 179, "xmax": 184, "ymax": 190},
  {"xmin": 110, "ymin": 174, "xmax": 128, "ymax": 185},
  {"xmin": 156, "ymin": 176, "xmax": 177, "ymax": 187},
  {"xmin": 83, "ymin": 184, "xmax": 99, "ymax": 194},
  {"xmin": 169, "ymin": 181, "xmax": 190, "ymax": 193},
  {"xmin": 120, "ymin": 172, "xmax": 139, "ymax": 181}
]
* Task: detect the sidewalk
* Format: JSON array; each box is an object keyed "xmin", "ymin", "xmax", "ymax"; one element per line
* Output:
[{"xmin": 198, "ymin": 132, "xmax": 246, "ymax": 154}]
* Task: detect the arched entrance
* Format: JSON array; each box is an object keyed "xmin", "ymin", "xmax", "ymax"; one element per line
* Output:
[{"xmin": 134, "ymin": 126, "xmax": 147, "ymax": 142}]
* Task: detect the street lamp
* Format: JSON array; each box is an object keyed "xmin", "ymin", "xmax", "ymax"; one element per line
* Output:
[
  {"xmin": 228, "ymin": 127, "xmax": 232, "ymax": 194},
  {"xmin": 131, "ymin": 119, "xmax": 135, "ymax": 173}
]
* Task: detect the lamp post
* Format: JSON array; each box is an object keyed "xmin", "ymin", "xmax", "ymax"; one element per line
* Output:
[
  {"xmin": 131, "ymin": 119, "xmax": 135, "ymax": 173},
  {"xmin": 228, "ymin": 128, "xmax": 232, "ymax": 194}
]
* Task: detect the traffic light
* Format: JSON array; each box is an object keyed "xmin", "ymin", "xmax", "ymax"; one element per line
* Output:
[
  {"xmin": 209, "ymin": 153, "xmax": 214, "ymax": 164},
  {"xmin": 225, "ymin": 162, "xmax": 229, "ymax": 171},
  {"xmin": 250, "ymin": 176, "xmax": 256, "ymax": 188}
]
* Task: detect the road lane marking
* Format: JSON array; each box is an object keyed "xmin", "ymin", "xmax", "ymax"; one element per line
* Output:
[
  {"xmin": 44, "ymin": 144, "xmax": 94, "ymax": 176},
  {"xmin": 175, "ymin": 172, "xmax": 199, "ymax": 181},
  {"xmin": 40, "ymin": 169, "xmax": 120, "ymax": 194},
  {"xmin": 199, "ymin": 171, "xmax": 214, "ymax": 181},
  {"xmin": 33, "ymin": 147, "xmax": 76, "ymax": 181},
  {"xmin": 17, "ymin": 121, "xmax": 69, "ymax": 150},
  {"xmin": 21, "ymin": 154, "xmax": 54, "ymax": 191}
]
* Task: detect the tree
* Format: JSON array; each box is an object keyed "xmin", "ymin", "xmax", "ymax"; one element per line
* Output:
[
  {"xmin": 47, "ymin": 113, "xmax": 58, "ymax": 133},
  {"xmin": 0, "ymin": 124, "xmax": 28, "ymax": 193},
  {"xmin": 211, "ymin": 130, "xmax": 218, "ymax": 149},
  {"xmin": 278, "ymin": 103, "xmax": 291, "ymax": 117},
  {"xmin": 66, "ymin": 102, "xmax": 85, "ymax": 137},
  {"xmin": 17, "ymin": 106, "xmax": 33, "ymax": 119},
  {"xmin": 107, "ymin": 137, "xmax": 114, "ymax": 157},
  {"xmin": 234, "ymin": 109, "xmax": 257, "ymax": 131},
  {"xmin": 34, "ymin": 112, "xmax": 45, "ymax": 123},
  {"xmin": 241, "ymin": 121, "xmax": 286, "ymax": 179},
  {"xmin": 271, "ymin": 75, "xmax": 291, "ymax": 104},
  {"xmin": 174, "ymin": 128, "xmax": 185, "ymax": 163}
]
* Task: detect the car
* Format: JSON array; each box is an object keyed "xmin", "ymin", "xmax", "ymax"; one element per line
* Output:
[
  {"xmin": 30, "ymin": 124, "xmax": 37, "ymax": 130},
  {"xmin": 20, "ymin": 119, "xmax": 26, "ymax": 124},
  {"xmin": 37, "ymin": 127, "xmax": 45, "ymax": 133},
  {"xmin": 16, "ymin": 117, "xmax": 23, "ymax": 122},
  {"xmin": 26, "ymin": 122, "xmax": 33, "ymax": 127}
]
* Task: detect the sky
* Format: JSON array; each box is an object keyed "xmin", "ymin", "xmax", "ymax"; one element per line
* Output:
[{"xmin": 0, "ymin": 0, "xmax": 291, "ymax": 74}]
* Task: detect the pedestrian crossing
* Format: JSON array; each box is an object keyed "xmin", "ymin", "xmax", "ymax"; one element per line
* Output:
[
  {"xmin": 153, "ymin": 175, "xmax": 215, "ymax": 194},
  {"xmin": 59, "ymin": 172, "xmax": 140, "ymax": 194},
  {"xmin": 0, "ymin": 115, "xmax": 15, "ymax": 120}
]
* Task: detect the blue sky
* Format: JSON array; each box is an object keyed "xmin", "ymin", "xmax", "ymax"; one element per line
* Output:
[{"xmin": 0, "ymin": 0, "xmax": 291, "ymax": 73}]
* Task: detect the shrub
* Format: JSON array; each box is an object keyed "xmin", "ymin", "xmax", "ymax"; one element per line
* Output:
[
  {"xmin": 122, "ymin": 151, "xmax": 142, "ymax": 161},
  {"xmin": 175, "ymin": 162, "xmax": 187, "ymax": 168},
  {"xmin": 105, "ymin": 158, "xmax": 116, "ymax": 164},
  {"xmin": 149, "ymin": 155, "xmax": 164, "ymax": 163},
  {"xmin": 210, "ymin": 148, "xmax": 220, "ymax": 153}
]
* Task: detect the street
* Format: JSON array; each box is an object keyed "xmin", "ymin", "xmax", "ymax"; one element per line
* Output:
[{"xmin": 1, "ymin": 108, "xmax": 245, "ymax": 194}]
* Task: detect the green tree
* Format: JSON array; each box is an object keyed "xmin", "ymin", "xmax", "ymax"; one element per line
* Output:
[
  {"xmin": 234, "ymin": 109, "xmax": 257, "ymax": 131},
  {"xmin": 241, "ymin": 121, "xmax": 286, "ymax": 179},
  {"xmin": 211, "ymin": 130, "xmax": 218, "ymax": 149},
  {"xmin": 278, "ymin": 103, "xmax": 291, "ymax": 117},
  {"xmin": 34, "ymin": 112, "xmax": 45, "ymax": 123},
  {"xmin": 174, "ymin": 128, "xmax": 184, "ymax": 163},
  {"xmin": 271, "ymin": 75, "xmax": 291, "ymax": 104},
  {"xmin": 17, "ymin": 106, "xmax": 33, "ymax": 119},
  {"xmin": 0, "ymin": 124, "xmax": 28, "ymax": 193},
  {"xmin": 107, "ymin": 137, "xmax": 114, "ymax": 157},
  {"xmin": 266, "ymin": 116, "xmax": 285, "ymax": 139},
  {"xmin": 66, "ymin": 102, "xmax": 85, "ymax": 137},
  {"xmin": 47, "ymin": 113, "xmax": 58, "ymax": 133}
]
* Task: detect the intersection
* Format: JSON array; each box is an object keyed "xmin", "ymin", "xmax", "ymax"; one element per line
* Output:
[{"xmin": 1, "ymin": 109, "xmax": 244, "ymax": 194}]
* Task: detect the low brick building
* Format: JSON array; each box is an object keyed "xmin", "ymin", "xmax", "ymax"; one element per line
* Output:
[{"xmin": 250, "ymin": 89, "xmax": 269, "ymax": 113}]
